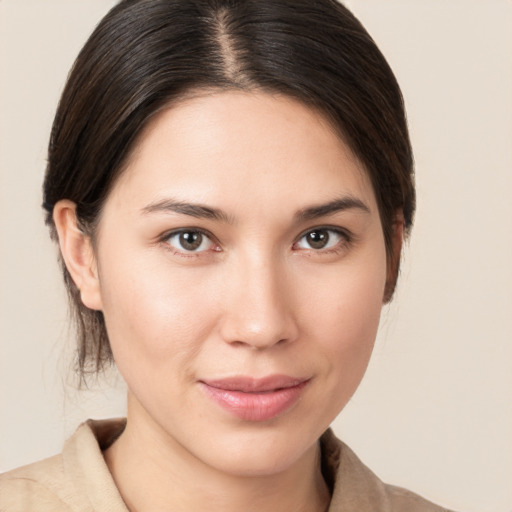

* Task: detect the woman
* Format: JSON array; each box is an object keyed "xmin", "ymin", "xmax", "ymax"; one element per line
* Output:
[{"xmin": 0, "ymin": 0, "xmax": 454, "ymax": 510}]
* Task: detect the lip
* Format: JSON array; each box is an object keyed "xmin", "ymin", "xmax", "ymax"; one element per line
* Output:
[{"xmin": 199, "ymin": 375, "xmax": 310, "ymax": 422}]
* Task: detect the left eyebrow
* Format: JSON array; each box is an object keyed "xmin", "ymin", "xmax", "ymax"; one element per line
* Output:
[{"xmin": 295, "ymin": 196, "xmax": 371, "ymax": 221}]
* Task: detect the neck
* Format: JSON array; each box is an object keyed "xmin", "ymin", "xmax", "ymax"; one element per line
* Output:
[{"xmin": 104, "ymin": 396, "xmax": 330, "ymax": 512}]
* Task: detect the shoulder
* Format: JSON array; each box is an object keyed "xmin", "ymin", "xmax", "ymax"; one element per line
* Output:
[
  {"xmin": 321, "ymin": 429, "xmax": 456, "ymax": 512},
  {"xmin": 0, "ymin": 419, "xmax": 127, "ymax": 512},
  {"xmin": 0, "ymin": 454, "xmax": 72, "ymax": 511},
  {"xmin": 384, "ymin": 484, "xmax": 454, "ymax": 512}
]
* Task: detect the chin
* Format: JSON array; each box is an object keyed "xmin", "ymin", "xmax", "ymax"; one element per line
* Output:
[
  {"xmin": 186, "ymin": 418, "xmax": 323, "ymax": 478},
  {"xmin": 207, "ymin": 443, "xmax": 315, "ymax": 478}
]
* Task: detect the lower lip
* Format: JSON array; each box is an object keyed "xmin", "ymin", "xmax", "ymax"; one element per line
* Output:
[{"xmin": 200, "ymin": 381, "xmax": 309, "ymax": 422}]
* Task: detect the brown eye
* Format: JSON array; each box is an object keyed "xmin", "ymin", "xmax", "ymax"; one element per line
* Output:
[
  {"xmin": 306, "ymin": 230, "xmax": 330, "ymax": 249},
  {"xmin": 166, "ymin": 230, "xmax": 213, "ymax": 252},
  {"xmin": 295, "ymin": 228, "xmax": 345, "ymax": 251},
  {"xmin": 180, "ymin": 232, "xmax": 202, "ymax": 250}
]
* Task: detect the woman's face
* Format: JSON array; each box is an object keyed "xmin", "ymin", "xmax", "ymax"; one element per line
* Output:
[{"xmin": 88, "ymin": 91, "xmax": 388, "ymax": 476}]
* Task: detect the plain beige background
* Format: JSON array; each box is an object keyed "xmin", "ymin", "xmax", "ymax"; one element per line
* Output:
[{"xmin": 1, "ymin": 1, "xmax": 511, "ymax": 510}]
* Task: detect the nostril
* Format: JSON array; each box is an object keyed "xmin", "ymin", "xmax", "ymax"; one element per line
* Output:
[
  {"xmin": 229, "ymin": 340, "xmax": 249, "ymax": 348},
  {"xmin": 226, "ymin": 336, "xmax": 290, "ymax": 350},
  {"xmin": 254, "ymin": 337, "xmax": 290, "ymax": 350}
]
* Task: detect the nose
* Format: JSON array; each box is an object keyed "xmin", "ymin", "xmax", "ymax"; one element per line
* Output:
[{"xmin": 218, "ymin": 255, "xmax": 299, "ymax": 350}]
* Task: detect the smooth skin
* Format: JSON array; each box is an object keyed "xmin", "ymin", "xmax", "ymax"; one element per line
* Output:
[{"xmin": 54, "ymin": 91, "xmax": 403, "ymax": 512}]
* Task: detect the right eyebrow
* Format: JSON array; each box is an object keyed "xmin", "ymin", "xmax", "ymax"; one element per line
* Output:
[{"xmin": 140, "ymin": 198, "xmax": 233, "ymax": 223}]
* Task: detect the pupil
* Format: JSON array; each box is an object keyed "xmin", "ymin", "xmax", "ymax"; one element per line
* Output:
[
  {"xmin": 307, "ymin": 230, "xmax": 328, "ymax": 249},
  {"xmin": 180, "ymin": 232, "xmax": 202, "ymax": 250}
]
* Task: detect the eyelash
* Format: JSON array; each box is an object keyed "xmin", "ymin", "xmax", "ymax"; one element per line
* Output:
[
  {"xmin": 160, "ymin": 228, "xmax": 220, "ymax": 257},
  {"xmin": 159, "ymin": 226, "xmax": 351, "ymax": 257},
  {"xmin": 293, "ymin": 227, "xmax": 351, "ymax": 254}
]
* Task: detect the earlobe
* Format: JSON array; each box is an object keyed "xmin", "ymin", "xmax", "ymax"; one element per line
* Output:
[
  {"xmin": 53, "ymin": 200, "xmax": 103, "ymax": 311},
  {"xmin": 383, "ymin": 211, "xmax": 405, "ymax": 303}
]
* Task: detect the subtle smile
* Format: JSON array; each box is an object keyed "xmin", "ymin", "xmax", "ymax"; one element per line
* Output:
[{"xmin": 199, "ymin": 375, "xmax": 310, "ymax": 422}]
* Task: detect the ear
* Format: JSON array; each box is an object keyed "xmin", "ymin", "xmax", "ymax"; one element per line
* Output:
[
  {"xmin": 383, "ymin": 210, "xmax": 405, "ymax": 303},
  {"xmin": 53, "ymin": 200, "xmax": 103, "ymax": 311}
]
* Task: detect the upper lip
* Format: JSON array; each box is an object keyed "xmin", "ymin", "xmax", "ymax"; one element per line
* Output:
[{"xmin": 200, "ymin": 375, "xmax": 310, "ymax": 393}]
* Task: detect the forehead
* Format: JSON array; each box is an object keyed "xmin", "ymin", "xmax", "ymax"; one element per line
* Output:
[{"xmin": 107, "ymin": 91, "xmax": 377, "ymax": 217}]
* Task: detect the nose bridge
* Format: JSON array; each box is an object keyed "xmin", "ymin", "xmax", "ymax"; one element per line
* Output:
[{"xmin": 220, "ymin": 248, "xmax": 297, "ymax": 349}]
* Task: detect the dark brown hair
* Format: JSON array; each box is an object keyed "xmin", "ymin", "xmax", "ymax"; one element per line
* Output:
[{"xmin": 43, "ymin": 0, "xmax": 415, "ymax": 379}]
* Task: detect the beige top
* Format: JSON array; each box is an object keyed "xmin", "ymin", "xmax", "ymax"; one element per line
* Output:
[{"xmin": 0, "ymin": 419, "xmax": 454, "ymax": 511}]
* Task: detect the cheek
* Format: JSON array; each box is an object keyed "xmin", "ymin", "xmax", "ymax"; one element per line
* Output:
[
  {"xmin": 300, "ymin": 251, "xmax": 387, "ymax": 385},
  {"xmin": 96, "ymin": 251, "xmax": 221, "ymax": 376}
]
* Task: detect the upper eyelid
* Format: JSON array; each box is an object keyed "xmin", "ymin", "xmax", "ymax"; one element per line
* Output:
[
  {"xmin": 160, "ymin": 228, "xmax": 219, "ymax": 256},
  {"xmin": 160, "ymin": 227, "xmax": 216, "ymax": 241},
  {"xmin": 295, "ymin": 225, "xmax": 350, "ymax": 241},
  {"xmin": 159, "ymin": 227, "xmax": 220, "ymax": 252},
  {"xmin": 293, "ymin": 226, "xmax": 353, "ymax": 252}
]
